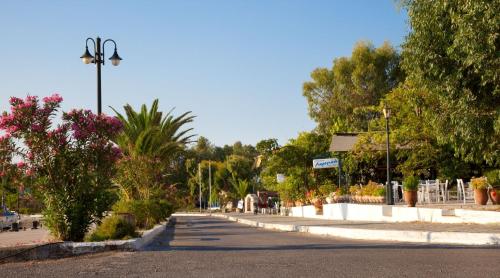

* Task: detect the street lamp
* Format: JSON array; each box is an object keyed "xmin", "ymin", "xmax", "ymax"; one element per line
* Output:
[
  {"xmin": 80, "ymin": 37, "xmax": 122, "ymax": 114},
  {"xmin": 383, "ymin": 104, "xmax": 394, "ymax": 205}
]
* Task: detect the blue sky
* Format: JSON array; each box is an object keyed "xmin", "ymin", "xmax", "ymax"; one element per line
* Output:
[{"xmin": 0, "ymin": 0, "xmax": 408, "ymax": 146}]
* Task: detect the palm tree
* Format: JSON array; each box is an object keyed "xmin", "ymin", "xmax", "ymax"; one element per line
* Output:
[
  {"xmin": 232, "ymin": 178, "xmax": 250, "ymax": 201},
  {"xmin": 112, "ymin": 99, "xmax": 195, "ymax": 161},
  {"xmin": 111, "ymin": 100, "xmax": 195, "ymax": 200}
]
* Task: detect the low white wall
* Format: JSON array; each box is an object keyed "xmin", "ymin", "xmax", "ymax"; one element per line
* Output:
[
  {"xmin": 322, "ymin": 203, "xmax": 392, "ymax": 222},
  {"xmin": 289, "ymin": 205, "xmax": 318, "ymax": 218},
  {"xmin": 321, "ymin": 204, "xmax": 500, "ymax": 224},
  {"xmin": 454, "ymin": 209, "xmax": 500, "ymax": 224},
  {"xmin": 391, "ymin": 207, "xmax": 451, "ymax": 223}
]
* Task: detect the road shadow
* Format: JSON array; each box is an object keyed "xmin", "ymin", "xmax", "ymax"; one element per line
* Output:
[{"xmin": 142, "ymin": 217, "xmax": 500, "ymax": 253}]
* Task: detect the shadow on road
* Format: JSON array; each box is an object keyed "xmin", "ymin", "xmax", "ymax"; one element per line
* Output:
[{"xmin": 141, "ymin": 216, "xmax": 500, "ymax": 252}]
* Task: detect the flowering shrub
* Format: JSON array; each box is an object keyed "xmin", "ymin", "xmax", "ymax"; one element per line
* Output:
[{"xmin": 0, "ymin": 94, "xmax": 123, "ymax": 241}]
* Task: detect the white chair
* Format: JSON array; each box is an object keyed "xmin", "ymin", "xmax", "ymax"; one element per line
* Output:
[
  {"xmin": 391, "ymin": 181, "xmax": 402, "ymax": 203},
  {"xmin": 425, "ymin": 180, "xmax": 441, "ymax": 203},
  {"xmin": 439, "ymin": 180, "xmax": 449, "ymax": 202},
  {"xmin": 457, "ymin": 179, "xmax": 474, "ymax": 203},
  {"xmin": 417, "ymin": 181, "xmax": 426, "ymax": 203}
]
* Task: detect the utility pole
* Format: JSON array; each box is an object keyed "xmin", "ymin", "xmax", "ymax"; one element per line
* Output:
[
  {"xmin": 198, "ymin": 163, "xmax": 202, "ymax": 213},
  {"xmin": 208, "ymin": 160, "xmax": 212, "ymax": 215}
]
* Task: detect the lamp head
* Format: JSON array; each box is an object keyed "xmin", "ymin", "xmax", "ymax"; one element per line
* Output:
[
  {"xmin": 109, "ymin": 49, "xmax": 122, "ymax": 66},
  {"xmin": 80, "ymin": 46, "xmax": 94, "ymax": 64}
]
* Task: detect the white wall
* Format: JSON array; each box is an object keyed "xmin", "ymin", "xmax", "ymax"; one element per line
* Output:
[{"xmin": 288, "ymin": 203, "xmax": 500, "ymax": 224}]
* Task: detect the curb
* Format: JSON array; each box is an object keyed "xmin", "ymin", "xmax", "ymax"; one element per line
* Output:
[
  {"xmin": 209, "ymin": 214, "xmax": 500, "ymax": 246},
  {"xmin": 0, "ymin": 218, "xmax": 170, "ymax": 263},
  {"xmin": 60, "ymin": 220, "xmax": 168, "ymax": 255}
]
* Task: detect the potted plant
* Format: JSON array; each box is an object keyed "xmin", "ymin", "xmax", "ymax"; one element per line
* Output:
[
  {"xmin": 470, "ymin": 177, "xmax": 489, "ymax": 205},
  {"xmin": 403, "ymin": 176, "xmax": 419, "ymax": 207},
  {"xmin": 485, "ymin": 170, "xmax": 500, "ymax": 205}
]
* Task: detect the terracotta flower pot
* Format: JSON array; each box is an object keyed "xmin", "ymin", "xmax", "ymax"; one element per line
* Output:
[
  {"xmin": 474, "ymin": 189, "xmax": 488, "ymax": 205},
  {"xmin": 404, "ymin": 191, "xmax": 418, "ymax": 207},
  {"xmin": 488, "ymin": 189, "xmax": 499, "ymax": 205}
]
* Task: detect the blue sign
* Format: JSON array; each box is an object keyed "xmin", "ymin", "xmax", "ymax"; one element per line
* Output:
[{"xmin": 313, "ymin": 158, "xmax": 339, "ymax": 169}]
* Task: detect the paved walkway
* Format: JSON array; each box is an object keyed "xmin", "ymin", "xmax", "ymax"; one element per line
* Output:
[
  {"xmin": 0, "ymin": 228, "xmax": 53, "ymax": 247},
  {"xmin": 222, "ymin": 213, "xmax": 500, "ymax": 233}
]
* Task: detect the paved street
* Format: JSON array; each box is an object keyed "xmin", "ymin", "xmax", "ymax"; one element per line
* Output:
[{"xmin": 1, "ymin": 216, "xmax": 499, "ymax": 277}]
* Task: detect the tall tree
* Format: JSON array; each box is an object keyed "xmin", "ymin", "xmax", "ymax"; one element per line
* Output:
[
  {"xmin": 303, "ymin": 41, "xmax": 403, "ymax": 135},
  {"xmin": 402, "ymin": 0, "xmax": 499, "ymax": 165}
]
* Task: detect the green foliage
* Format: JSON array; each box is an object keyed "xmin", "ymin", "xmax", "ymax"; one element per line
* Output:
[
  {"xmin": 226, "ymin": 155, "xmax": 254, "ymax": 181},
  {"xmin": 256, "ymin": 139, "xmax": 279, "ymax": 156},
  {"xmin": 303, "ymin": 41, "xmax": 403, "ymax": 134},
  {"xmin": 232, "ymin": 179, "xmax": 250, "ymax": 200},
  {"xmin": 112, "ymin": 99, "xmax": 194, "ymax": 209},
  {"xmin": 402, "ymin": 0, "xmax": 499, "ymax": 165},
  {"xmin": 85, "ymin": 215, "xmax": 137, "ymax": 242},
  {"xmin": 318, "ymin": 183, "xmax": 335, "ymax": 198},
  {"xmin": 403, "ymin": 176, "xmax": 419, "ymax": 192},
  {"xmin": 112, "ymin": 99, "xmax": 195, "ymax": 161},
  {"xmin": 113, "ymin": 199, "xmax": 173, "ymax": 229},
  {"xmin": 484, "ymin": 170, "xmax": 500, "ymax": 187}
]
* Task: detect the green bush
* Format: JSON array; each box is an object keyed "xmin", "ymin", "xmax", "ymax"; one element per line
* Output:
[
  {"xmin": 374, "ymin": 187, "xmax": 386, "ymax": 197},
  {"xmin": 485, "ymin": 170, "xmax": 500, "ymax": 187},
  {"xmin": 113, "ymin": 199, "xmax": 173, "ymax": 229},
  {"xmin": 85, "ymin": 215, "xmax": 137, "ymax": 242},
  {"xmin": 403, "ymin": 176, "xmax": 419, "ymax": 191}
]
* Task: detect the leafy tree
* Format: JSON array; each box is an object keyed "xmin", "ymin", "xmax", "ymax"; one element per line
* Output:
[
  {"xmin": 226, "ymin": 154, "xmax": 254, "ymax": 181},
  {"xmin": 303, "ymin": 41, "xmax": 403, "ymax": 135},
  {"xmin": 256, "ymin": 138, "xmax": 279, "ymax": 157},
  {"xmin": 401, "ymin": 0, "xmax": 499, "ymax": 165},
  {"xmin": 260, "ymin": 132, "xmax": 333, "ymax": 194}
]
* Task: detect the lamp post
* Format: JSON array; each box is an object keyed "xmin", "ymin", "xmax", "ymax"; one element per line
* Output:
[
  {"xmin": 383, "ymin": 104, "xmax": 394, "ymax": 205},
  {"xmin": 80, "ymin": 37, "xmax": 122, "ymax": 114}
]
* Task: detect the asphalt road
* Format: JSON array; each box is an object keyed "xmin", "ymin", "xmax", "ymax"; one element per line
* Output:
[{"xmin": 1, "ymin": 216, "xmax": 499, "ymax": 278}]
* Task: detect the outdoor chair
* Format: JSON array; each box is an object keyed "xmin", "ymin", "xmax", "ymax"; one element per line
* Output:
[
  {"xmin": 391, "ymin": 181, "xmax": 402, "ymax": 203},
  {"xmin": 417, "ymin": 181, "xmax": 426, "ymax": 204},
  {"xmin": 457, "ymin": 179, "xmax": 474, "ymax": 204},
  {"xmin": 424, "ymin": 180, "xmax": 440, "ymax": 203},
  {"xmin": 438, "ymin": 180, "xmax": 449, "ymax": 202}
]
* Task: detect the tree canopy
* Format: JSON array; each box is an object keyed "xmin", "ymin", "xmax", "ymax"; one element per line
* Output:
[
  {"xmin": 402, "ymin": 0, "xmax": 499, "ymax": 165},
  {"xmin": 303, "ymin": 41, "xmax": 403, "ymax": 135}
]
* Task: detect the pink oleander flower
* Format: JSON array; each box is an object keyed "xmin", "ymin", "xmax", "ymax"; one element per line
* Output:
[
  {"xmin": 25, "ymin": 168, "xmax": 34, "ymax": 176},
  {"xmin": 7, "ymin": 125, "xmax": 19, "ymax": 133},
  {"xmin": 9, "ymin": 96, "xmax": 22, "ymax": 105},
  {"xmin": 17, "ymin": 161, "xmax": 26, "ymax": 168},
  {"xmin": 0, "ymin": 114, "xmax": 14, "ymax": 128},
  {"xmin": 42, "ymin": 93, "xmax": 63, "ymax": 104}
]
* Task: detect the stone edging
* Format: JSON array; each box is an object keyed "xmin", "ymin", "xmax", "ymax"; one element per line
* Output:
[
  {"xmin": 0, "ymin": 219, "xmax": 169, "ymax": 263},
  {"xmin": 206, "ymin": 214, "xmax": 500, "ymax": 246}
]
